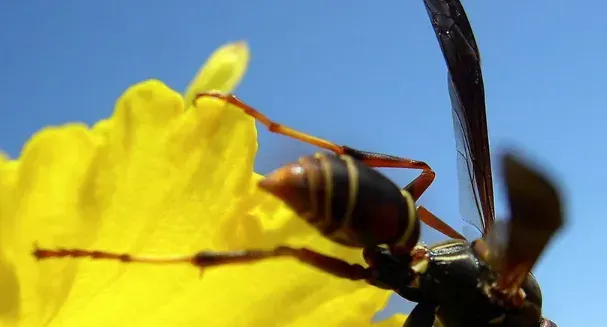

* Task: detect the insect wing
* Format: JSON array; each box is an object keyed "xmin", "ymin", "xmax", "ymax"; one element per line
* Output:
[
  {"xmin": 497, "ymin": 153, "xmax": 564, "ymax": 291},
  {"xmin": 423, "ymin": 0, "xmax": 496, "ymax": 236}
]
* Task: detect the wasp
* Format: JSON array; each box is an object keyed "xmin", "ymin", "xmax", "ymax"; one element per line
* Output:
[{"xmin": 34, "ymin": 0, "xmax": 565, "ymax": 326}]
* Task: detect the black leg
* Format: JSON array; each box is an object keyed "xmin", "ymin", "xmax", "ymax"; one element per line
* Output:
[{"xmin": 33, "ymin": 244, "xmax": 372, "ymax": 281}]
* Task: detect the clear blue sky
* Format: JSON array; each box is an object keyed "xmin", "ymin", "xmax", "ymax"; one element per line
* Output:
[{"xmin": 1, "ymin": 1, "xmax": 603, "ymax": 326}]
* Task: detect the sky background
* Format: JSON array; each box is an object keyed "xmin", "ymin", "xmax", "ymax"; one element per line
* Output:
[{"xmin": 0, "ymin": 0, "xmax": 603, "ymax": 326}]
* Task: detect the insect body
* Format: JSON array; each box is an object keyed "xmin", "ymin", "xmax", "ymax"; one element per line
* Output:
[
  {"xmin": 396, "ymin": 0, "xmax": 563, "ymax": 325},
  {"xmin": 401, "ymin": 238, "xmax": 547, "ymax": 327},
  {"xmin": 261, "ymin": 152, "xmax": 420, "ymax": 251},
  {"xmin": 33, "ymin": 0, "xmax": 565, "ymax": 326}
]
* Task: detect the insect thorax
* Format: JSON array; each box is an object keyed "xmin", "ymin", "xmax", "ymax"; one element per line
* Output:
[{"xmin": 409, "ymin": 239, "xmax": 543, "ymax": 327}]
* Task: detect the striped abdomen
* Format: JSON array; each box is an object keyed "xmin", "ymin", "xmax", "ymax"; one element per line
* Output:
[{"xmin": 258, "ymin": 152, "xmax": 420, "ymax": 250}]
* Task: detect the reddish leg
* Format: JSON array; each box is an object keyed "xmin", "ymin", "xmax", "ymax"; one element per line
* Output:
[
  {"xmin": 33, "ymin": 244, "xmax": 372, "ymax": 281},
  {"xmin": 344, "ymin": 147, "xmax": 435, "ymax": 201},
  {"xmin": 195, "ymin": 92, "xmax": 436, "ymax": 201},
  {"xmin": 417, "ymin": 206, "xmax": 465, "ymax": 240}
]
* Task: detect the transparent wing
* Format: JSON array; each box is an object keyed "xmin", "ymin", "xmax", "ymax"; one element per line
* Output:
[{"xmin": 423, "ymin": 0, "xmax": 496, "ymax": 237}]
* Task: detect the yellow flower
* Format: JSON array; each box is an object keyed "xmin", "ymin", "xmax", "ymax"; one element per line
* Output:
[{"xmin": 0, "ymin": 42, "xmax": 406, "ymax": 327}]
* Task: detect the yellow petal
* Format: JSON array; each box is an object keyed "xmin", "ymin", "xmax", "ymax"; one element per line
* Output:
[
  {"xmin": 0, "ymin": 151, "xmax": 17, "ymax": 250},
  {"xmin": 182, "ymin": 41, "xmax": 250, "ymax": 107},
  {"xmin": 0, "ymin": 151, "xmax": 19, "ymax": 327},
  {"xmin": 4, "ymin": 69, "xmax": 405, "ymax": 326},
  {"xmin": 0, "ymin": 152, "xmax": 19, "ymax": 327},
  {"xmin": 6, "ymin": 124, "xmax": 102, "ymax": 326},
  {"xmin": 0, "ymin": 255, "xmax": 19, "ymax": 327},
  {"xmin": 158, "ymin": 173, "xmax": 398, "ymax": 327},
  {"xmin": 28, "ymin": 80, "xmax": 260, "ymax": 327}
]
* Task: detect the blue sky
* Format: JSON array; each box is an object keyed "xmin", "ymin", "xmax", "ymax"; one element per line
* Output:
[{"xmin": 0, "ymin": 0, "xmax": 603, "ymax": 325}]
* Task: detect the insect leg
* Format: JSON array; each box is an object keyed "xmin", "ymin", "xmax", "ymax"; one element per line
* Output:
[
  {"xmin": 33, "ymin": 244, "xmax": 372, "ymax": 281},
  {"xmin": 362, "ymin": 246, "xmax": 418, "ymax": 292},
  {"xmin": 195, "ymin": 92, "xmax": 435, "ymax": 199},
  {"xmin": 341, "ymin": 147, "xmax": 435, "ymax": 201},
  {"xmin": 195, "ymin": 93, "xmax": 457, "ymax": 239},
  {"xmin": 194, "ymin": 92, "xmax": 344, "ymax": 153},
  {"xmin": 417, "ymin": 206, "xmax": 465, "ymax": 240}
]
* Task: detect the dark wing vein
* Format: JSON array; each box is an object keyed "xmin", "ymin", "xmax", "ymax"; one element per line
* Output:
[{"xmin": 423, "ymin": 0, "xmax": 495, "ymax": 236}]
